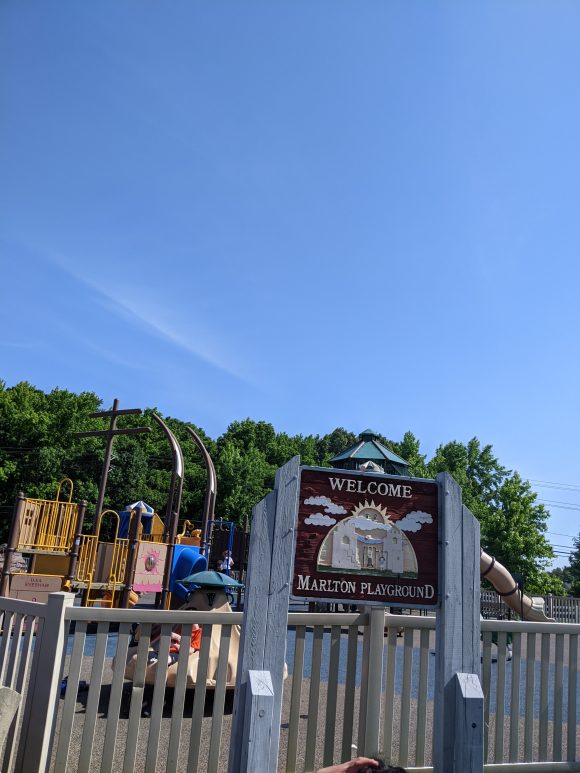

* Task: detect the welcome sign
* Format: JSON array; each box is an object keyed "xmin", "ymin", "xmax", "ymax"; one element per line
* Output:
[{"xmin": 292, "ymin": 467, "xmax": 439, "ymax": 608}]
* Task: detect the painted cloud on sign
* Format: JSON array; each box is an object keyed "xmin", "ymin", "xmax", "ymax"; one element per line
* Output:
[
  {"xmin": 304, "ymin": 496, "xmax": 347, "ymax": 515},
  {"xmin": 397, "ymin": 511, "xmax": 433, "ymax": 532},
  {"xmin": 304, "ymin": 513, "xmax": 337, "ymax": 527},
  {"xmin": 351, "ymin": 516, "xmax": 392, "ymax": 532}
]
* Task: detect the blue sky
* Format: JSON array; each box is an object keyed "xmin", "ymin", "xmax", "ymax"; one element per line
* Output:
[{"xmin": 1, "ymin": 1, "xmax": 579, "ymax": 566}]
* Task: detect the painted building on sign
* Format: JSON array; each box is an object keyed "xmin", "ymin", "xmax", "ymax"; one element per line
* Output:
[{"xmin": 317, "ymin": 501, "xmax": 418, "ymax": 577}]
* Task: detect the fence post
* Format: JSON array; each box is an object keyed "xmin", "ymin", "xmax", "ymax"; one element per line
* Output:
[
  {"xmin": 434, "ymin": 473, "xmax": 483, "ymax": 773},
  {"xmin": 239, "ymin": 670, "xmax": 274, "ymax": 771},
  {"xmin": 454, "ymin": 673, "xmax": 484, "ymax": 771},
  {"xmin": 359, "ymin": 606, "xmax": 385, "ymax": 756},
  {"xmin": 229, "ymin": 456, "xmax": 300, "ymax": 773},
  {"xmin": 16, "ymin": 592, "xmax": 75, "ymax": 773}
]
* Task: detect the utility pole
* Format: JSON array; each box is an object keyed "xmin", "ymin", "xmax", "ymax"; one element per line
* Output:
[{"xmin": 76, "ymin": 398, "xmax": 151, "ymax": 533}]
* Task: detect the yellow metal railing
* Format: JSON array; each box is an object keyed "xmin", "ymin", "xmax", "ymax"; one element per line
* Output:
[
  {"xmin": 76, "ymin": 511, "xmax": 132, "ymax": 607},
  {"xmin": 76, "ymin": 535, "xmax": 98, "ymax": 583},
  {"xmin": 139, "ymin": 532, "xmax": 165, "ymax": 543},
  {"xmin": 17, "ymin": 491, "xmax": 77, "ymax": 553},
  {"xmin": 111, "ymin": 538, "xmax": 128, "ymax": 582}
]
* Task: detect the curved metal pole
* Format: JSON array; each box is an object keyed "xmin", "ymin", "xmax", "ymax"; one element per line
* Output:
[
  {"xmin": 185, "ymin": 426, "xmax": 217, "ymax": 557},
  {"xmin": 151, "ymin": 413, "xmax": 185, "ymax": 609}
]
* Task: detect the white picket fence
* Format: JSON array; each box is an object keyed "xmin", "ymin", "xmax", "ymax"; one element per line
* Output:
[
  {"xmin": 0, "ymin": 594, "xmax": 579, "ymax": 772},
  {"xmin": 481, "ymin": 591, "xmax": 580, "ymax": 624}
]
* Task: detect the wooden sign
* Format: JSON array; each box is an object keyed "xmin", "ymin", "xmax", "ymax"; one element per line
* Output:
[
  {"xmin": 292, "ymin": 467, "xmax": 439, "ymax": 608},
  {"xmin": 133, "ymin": 543, "xmax": 168, "ymax": 593},
  {"xmin": 11, "ymin": 573, "xmax": 63, "ymax": 603}
]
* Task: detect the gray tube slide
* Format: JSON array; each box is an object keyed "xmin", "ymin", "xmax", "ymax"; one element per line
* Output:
[{"xmin": 480, "ymin": 549, "xmax": 553, "ymax": 622}]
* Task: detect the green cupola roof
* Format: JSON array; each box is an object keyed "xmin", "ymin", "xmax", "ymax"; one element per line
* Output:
[{"xmin": 329, "ymin": 429, "xmax": 410, "ymax": 476}]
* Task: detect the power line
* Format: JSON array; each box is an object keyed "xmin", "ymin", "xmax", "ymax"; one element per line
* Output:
[
  {"xmin": 531, "ymin": 479, "xmax": 580, "ymax": 492},
  {"xmin": 540, "ymin": 499, "xmax": 580, "ymax": 512}
]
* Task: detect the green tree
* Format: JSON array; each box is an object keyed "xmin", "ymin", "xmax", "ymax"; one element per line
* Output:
[
  {"xmin": 0, "ymin": 381, "xmax": 102, "ymax": 539},
  {"xmin": 388, "ymin": 431, "xmax": 428, "ymax": 478},
  {"xmin": 215, "ymin": 441, "xmax": 275, "ymax": 524},
  {"xmin": 316, "ymin": 427, "xmax": 358, "ymax": 466},
  {"xmin": 426, "ymin": 438, "xmax": 558, "ymax": 594},
  {"xmin": 566, "ymin": 534, "xmax": 580, "ymax": 597}
]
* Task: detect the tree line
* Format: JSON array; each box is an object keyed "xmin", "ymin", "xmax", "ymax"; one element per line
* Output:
[{"xmin": 0, "ymin": 379, "xmax": 574, "ymax": 596}]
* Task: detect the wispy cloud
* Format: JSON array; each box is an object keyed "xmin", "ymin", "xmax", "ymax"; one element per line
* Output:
[{"xmin": 44, "ymin": 252, "xmax": 251, "ymax": 383}]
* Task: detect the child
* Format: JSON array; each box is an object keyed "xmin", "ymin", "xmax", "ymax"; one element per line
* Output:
[{"xmin": 147, "ymin": 624, "xmax": 202, "ymax": 666}]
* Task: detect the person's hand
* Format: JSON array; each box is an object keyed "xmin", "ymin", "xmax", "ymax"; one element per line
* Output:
[{"xmin": 316, "ymin": 757, "xmax": 379, "ymax": 773}]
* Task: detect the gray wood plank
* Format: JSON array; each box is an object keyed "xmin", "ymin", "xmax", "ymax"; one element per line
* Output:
[
  {"xmin": 304, "ymin": 625, "xmax": 323, "ymax": 773},
  {"xmin": 539, "ymin": 633, "xmax": 550, "ymax": 760},
  {"xmin": 166, "ymin": 622, "xmax": 193, "ymax": 773},
  {"xmin": 415, "ymin": 627, "xmax": 430, "ymax": 767},
  {"xmin": 263, "ymin": 456, "xmax": 300, "ymax": 772},
  {"xmin": 2, "ymin": 613, "xmax": 36, "ymax": 773},
  {"xmin": 144, "ymin": 623, "xmax": 172, "ymax": 773},
  {"xmin": 228, "ymin": 490, "xmax": 276, "ymax": 773},
  {"xmin": 241, "ymin": 670, "xmax": 274, "ymax": 772},
  {"xmin": 16, "ymin": 592, "xmax": 74, "ymax": 770},
  {"xmin": 357, "ymin": 609, "xmax": 372, "ymax": 753},
  {"xmin": 100, "ymin": 624, "xmax": 132, "ymax": 773},
  {"xmin": 362, "ymin": 606, "xmax": 384, "ymax": 756},
  {"xmin": 341, "ymin": 623, "xmax": 359, "ymax": 763},
  {"xmin": 323, "ymin": 625, "xmax": 341, "ymax": 766},
  {"xmin": 482, "ymin": 630, "xmax": 492, "ymax": 760},
  {"xmin": 123, "ymin": 624, "xmax": 152, "ymax": 773},
  {"xmin": 553, "ymin": 633, "xmax": 564, "ymax": 762},
  {"xmin": 453, "ymin": 672, "xmax": 484, "ymax": 772},
  {"xmin": 79, "ymin": 622, "xmax": 109, "ymax": 773},
  {"xmin": 434, "ymin": 474, "xmax": 482, "ymax": 773},
  {"xmin": 399, "ymin": 627, "xmax": 413, "ymax": 766},
  {"xmin": 508, "ymin": 632, "xmax": 522, "ymax": 763},
  {"xmin": 0, "ymin": 611, "xmax": 14, "ymax": 685},
  {"xmin": 566, "ymin": 633, "xmax": 577, "ymax": 761},
  {"xmin": 524, "ymin": 632, "xmax": 536, "ymax": 761},
  {"xmin": 208, "ymin": 626, "xmax": 233, "ymax": 772},
  {"xmin": 381, "ymin": 625, "xmax": 397, "ymax": 764},
  {"xmin": 4, "ymin": 613, "xmax": 24, "ymax": 690},
  {"xmin": 185, "ymin": 624, "xmax": 212, "ymax": 773},
  {"xmin": 286, "ymin": 625, "xmax": 305, "ymax": 773},
  {"xmin": 230, "ymin": 455, "xmax": 300, "ymax": 773},
  {"xmin": 54, "ymin": 621, "xmax": 87, "ymax": 773},
  {"xmin": 494, "ymin": 631, "xmax": 507, "ymax": 762}
]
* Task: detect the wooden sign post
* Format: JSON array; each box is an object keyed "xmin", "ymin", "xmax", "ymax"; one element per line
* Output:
[
  {"xmin": 434, "ymin": 472, "xmax": 484, "ymax": 772},
  {"xmin": 228, "ymin": 456, "xmax": 300, "ymax": 773},
  {"xmin": 230, "ymin": 460, "xmax": 484, "ymax": 773}
]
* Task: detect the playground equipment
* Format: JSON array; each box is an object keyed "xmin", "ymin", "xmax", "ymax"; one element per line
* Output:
[
  {"xmin": 0, "ymin": 403, "xmax": 220, "ymax": 608},
  {"xmin": 124, "ymin": 571, "xmax": 244, "ymax": 688},
  {"xmin": 0, "ymin": 482, "xmax": 208, "ymax": 608},
  {"xmin": 480, "ymin": 548, "xmax": 553, "ymax": 622}
]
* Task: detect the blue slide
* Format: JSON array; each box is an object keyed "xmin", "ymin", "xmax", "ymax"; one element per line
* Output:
[{"xmin": 169, "ymin": 544, "xmax": 208, "ymax": 602}]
